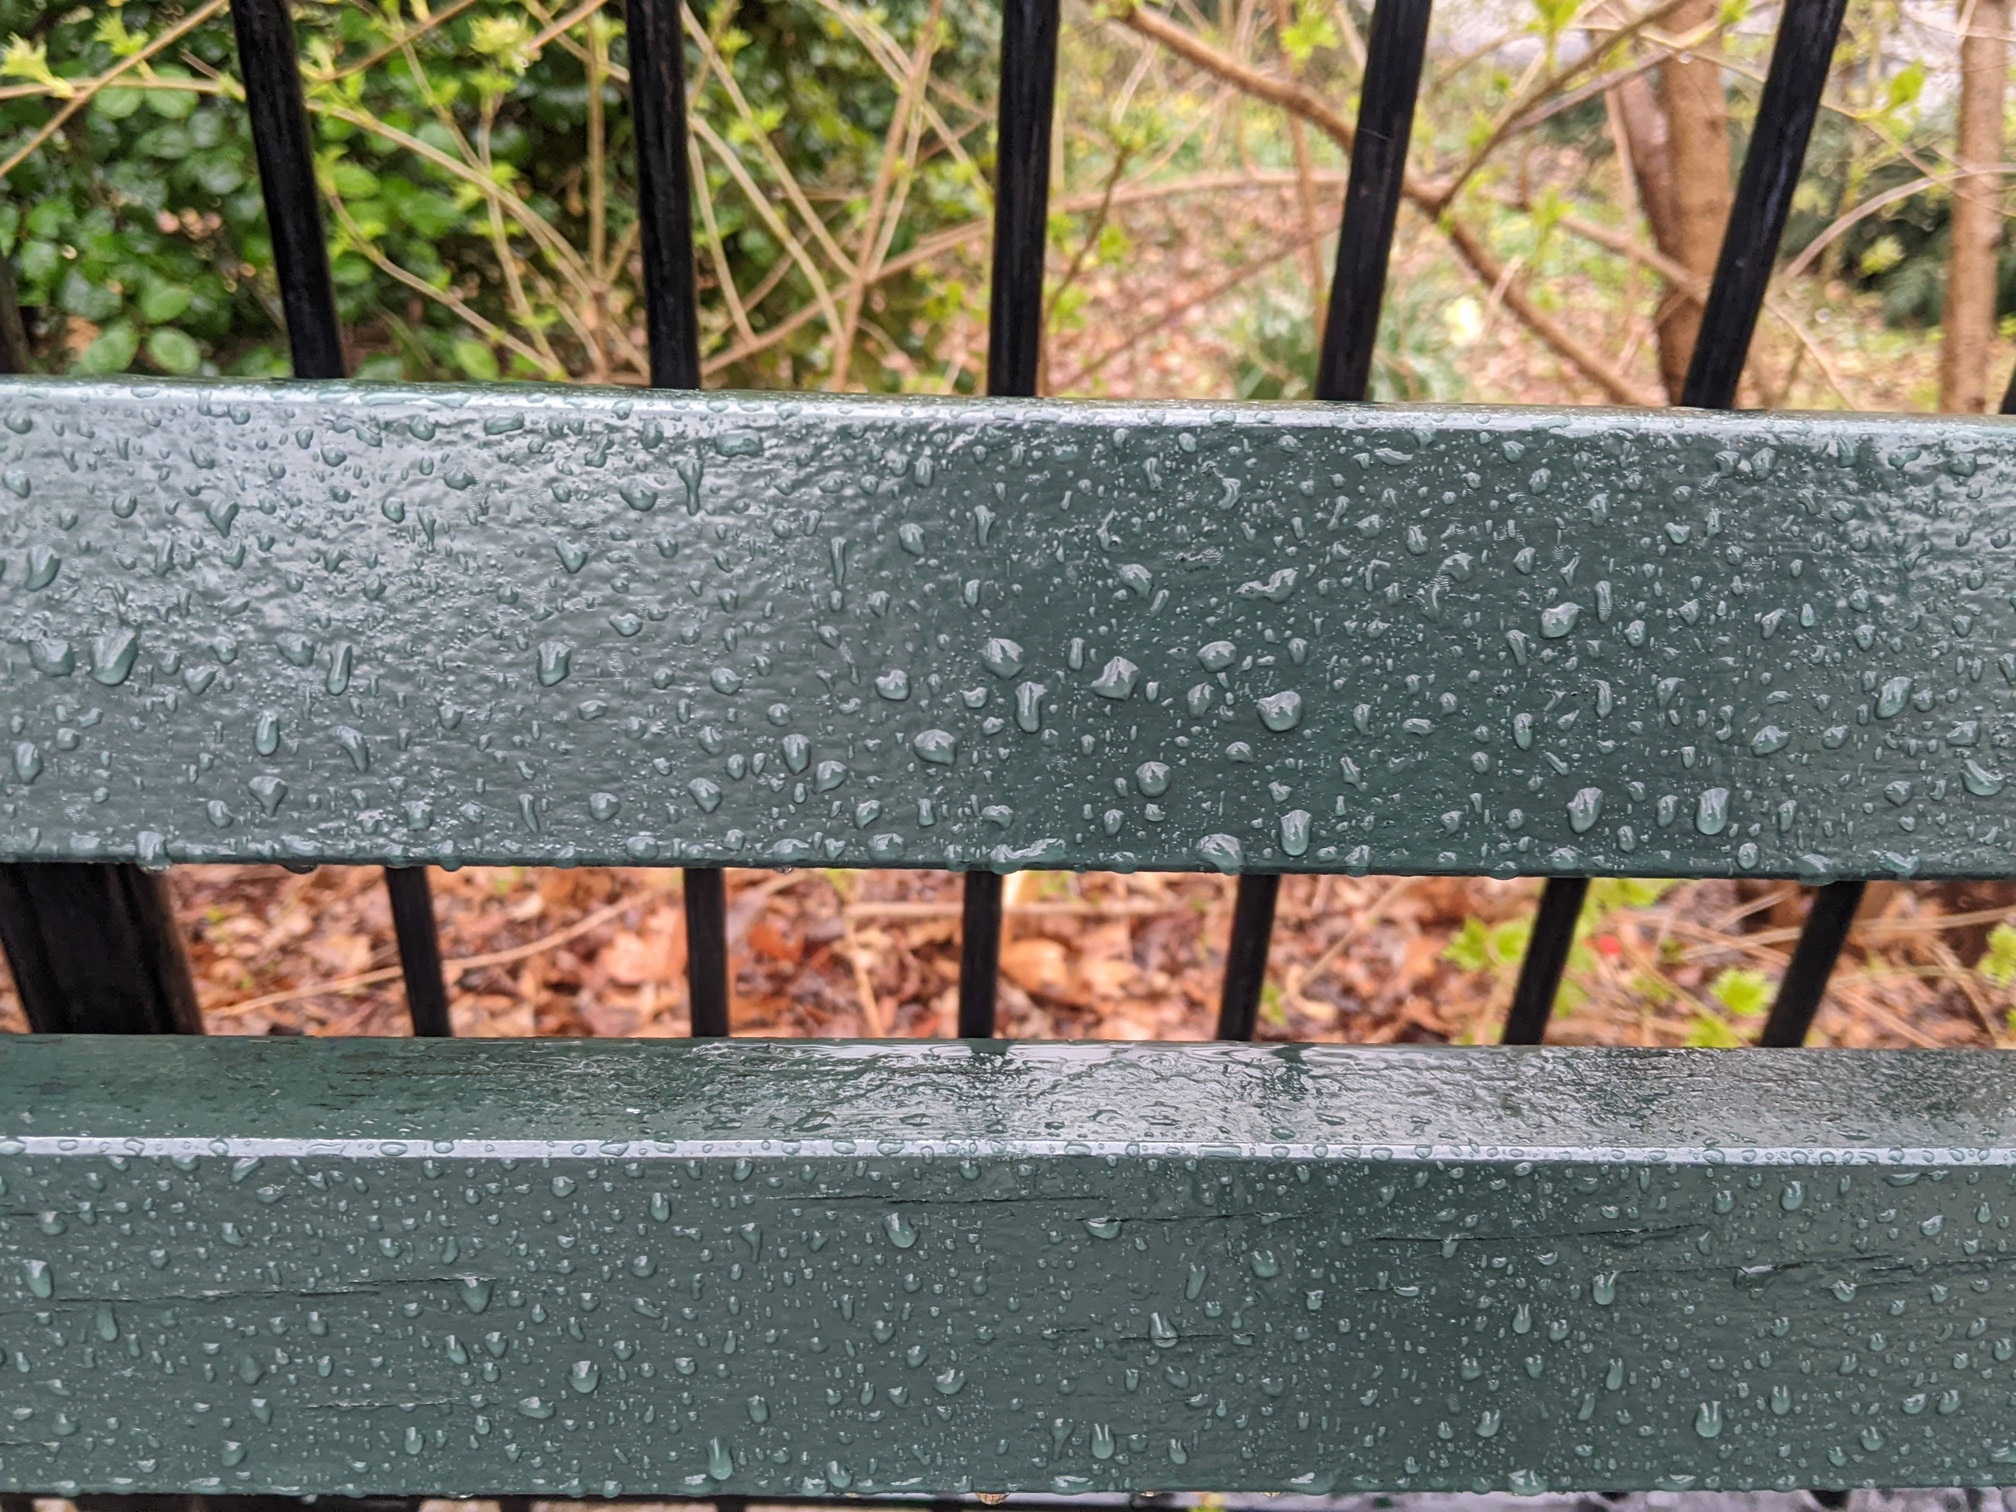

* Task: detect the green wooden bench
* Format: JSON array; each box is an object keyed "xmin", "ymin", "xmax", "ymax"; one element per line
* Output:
[{"xmin": 7, "ymin": 0, "xmax": 2016, "ymax": 1500}]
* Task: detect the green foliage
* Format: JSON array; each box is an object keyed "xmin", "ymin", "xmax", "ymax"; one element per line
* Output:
[
  {"xmin": 1444, "ymin": 915, "xmax": 1531, "ymax": 973},
  {"xmin": 1230, "ymin": 264, "xmax": 1469, "ymax": 403},
  {"xmin": 1684, "ymin": 1011, "xmax": 1746, "ymax": 1049},
  {"xmin": 1708, "ymin": 968, "xmax": 1771, "ymax": 1019},
  {"xmin": 1279, "ymin": 0, "xmax": 1339, "ymax": 66},
  {"xmin": 2, "ymin": 0, "xmax": 997, "ymax": 387},
  {"xmin": 1978, "ymin": 923, "xmax": 2016, "ymax": 988},
  {"xmin": 1445, "ymin": 880, "xmax": 1681, "ymax": 1021}
]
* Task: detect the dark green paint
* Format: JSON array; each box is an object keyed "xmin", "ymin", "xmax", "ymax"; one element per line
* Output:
[
  {"xmin": 2, "ymin": 378, "xmax": 2014, "ymax": 878},
  {"xmin": 5, "ymin": 1037, "xmax": 2016, "ymax": 1495}
]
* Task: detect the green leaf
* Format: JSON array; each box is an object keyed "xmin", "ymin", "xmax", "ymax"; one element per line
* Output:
[
  {"xmin": 1709, "ymin": 968, "xmax": 1772, "ymax": 1019},
  {"xmin": 78, "ymin": 322, "xmax": 139, "ymax": 374},
  {"xmin": 329, "ymin": 162, "xmax": 382, "ymax": 198},
  {"xmin": 144, "ymin": 72, "xmax": 199, "ymax": 119},
  {"xmin": 1443, "ymin": 918, "xmax": 1492, "ymax": 972},
  {"xmin": 58, "ymin": 269, "xmax": 120, "ymax": 322},
  {"xmin": 139, "ymin": 281, "xmax": 193, "ymax": 323},
  {"xmin": 95, "ymin": 86, "xmax": 145, "ymax": 120},
  {"xmin": 1531, "ymin": 0, "xmax": 1579, "ymax": 40},
  {"xmin": 1885, "ymin": 60, "xmax": 1926, "ymax": 113},
  {"xmin": 1260, "ymin": 982, "xmax": 1288, "ymax": 1029},
  {"xmin": 1979, "ymin": 923, "xmax": 2016, "ymax": 988},
  {"xmin": 1, "ymin": 38, "xmax": 69, "ymax": 96},
  {"xmin": 18, "ymin": 239, "xmax": 61, "ymax": 289},
  {"xmin": 1488, "ymin": 917, "xmax": 1532, "ymax": 968},
  {"xmin": 1860, "ymin": 233, "xmax": 1906, "ymax": 279},
  {"xmin": 1280, "ymin": 0, "xmax": 1339, "ymax": 63},
  {"xmin": 452, "ymin": 338, "xmax": 501, "ymax": 381},
  {"xmin": 1685, "ymin": 1012, "xmax": 1745, "ymax": 1049},
  {"xmin": 135, "ymin": 124, "xmax": 193, "ymax": 161},
  {"xmin": 145, "ymin": 327, "xmax": 201, "ymax": 375}
]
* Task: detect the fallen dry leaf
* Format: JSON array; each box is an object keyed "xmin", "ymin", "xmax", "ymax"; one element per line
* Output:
[
  {"xmin": 600, "ymin": 917, "xmax": 686, "ymax": 985},
  {"xmin": 1001, "ymin": 937, "xmax": 1078, "ymax": 1005}
]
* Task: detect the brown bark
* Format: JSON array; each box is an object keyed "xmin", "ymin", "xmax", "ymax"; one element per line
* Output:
[
  {"xmin": 1656, "ymin": 0, "xmax": 1733, "ymax": 397},
  {"xmin": 1939, "ymin": 0, "xmax": 2010, "ymax": 413},
  {"xmin": 1607, "ymin": 0, "xmax": 1732, "ymax": 399}
]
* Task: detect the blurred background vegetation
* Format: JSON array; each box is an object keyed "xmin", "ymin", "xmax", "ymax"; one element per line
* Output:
[{"xmin": 3, "ymin": 0, "xmax": 2012, "ymax": 412}]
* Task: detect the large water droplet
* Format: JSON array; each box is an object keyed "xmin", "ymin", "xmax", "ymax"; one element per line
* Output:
[
  {"xmin": 1256, "ymin": 690, "xmax": 1303, "ymax": 732},
  {"xmin": 981, "ymin": 639, "xmax": 1024, "ymax": 677}
]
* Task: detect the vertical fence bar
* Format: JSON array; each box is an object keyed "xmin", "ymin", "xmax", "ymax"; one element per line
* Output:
[
  {"xmin": 232, "ymin": 0, "xmax": 343, "ymax": 381},
  {"xmin": 1216, "ymin": 0, "xmax": 1431, "ymax": 1041},
  {"xmin": 232, "ymin": 0, "xmax": 453, "ymax": 1039},
  {"xmin": 1499, "ymin": 875, "xmax": 1586, "ymax": 1045},
  {"xmin": 1758, "ymin": 879, "xmax": 1864, "ymax": 1047},
  {"xmin": 959, "ymin": 0, "xmax": 1061, "ymax": 1038},
  {"xmin": 0, "ymin": 211, "xmax": 202, "ymax": 1036},
  {"xmin": 1507, "ymin": 0, "xmax": 1849, "ymax": 1043},
  {"xmin": 0, "ymin": 866, "xmax": 202, "ymax": 1033},
  {"xmin": 628, "ymin": 0, "xmax": 728, "ymax": 1038}
]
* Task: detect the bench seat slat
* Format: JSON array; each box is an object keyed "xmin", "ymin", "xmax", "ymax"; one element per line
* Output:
[
  {"xmin": 2, "ymin": 378, "xmax": 2012, "ymax": 879},
  {"xmin": 3, "ymin": 1036, "xmax": 2016, "ymax": 1495}
]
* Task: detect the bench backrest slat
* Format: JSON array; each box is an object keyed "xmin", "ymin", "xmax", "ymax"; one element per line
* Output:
[{"xmin": 2, "ymin": 379, "xmax": 2011, "ymax": 884}]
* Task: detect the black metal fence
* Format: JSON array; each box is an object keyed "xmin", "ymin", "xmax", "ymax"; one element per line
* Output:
[{"xmin": 0, "ymin": 0, "xmax": 1947, "ymax": 1052}]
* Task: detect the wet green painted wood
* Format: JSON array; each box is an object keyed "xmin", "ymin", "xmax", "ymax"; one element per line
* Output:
[
  {"xmin": 5, "ymin": 1037, "xmax": 2016, "ymax": 1495},
  {"xmin": 2, "ymin": 377, "xmax": 2014, "ymax": 878}
]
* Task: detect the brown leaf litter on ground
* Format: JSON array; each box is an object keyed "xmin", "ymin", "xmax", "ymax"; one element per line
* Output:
[{"xmin": 2, "ymin": 865, "xmax": 2008, "ymax": 1050}]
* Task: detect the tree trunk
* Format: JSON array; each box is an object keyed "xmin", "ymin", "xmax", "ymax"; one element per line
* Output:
[
  {"xmin": 1608, "ymin": 0, "xmax": 1733, "ymax": 400},
  {"xmin": 1940, "ymin": 0, "xmax": 2010, "ymax": 413},
  {"xmin": 1655, "ymin": 0, "xmax": 1734, "ymax": 399}
]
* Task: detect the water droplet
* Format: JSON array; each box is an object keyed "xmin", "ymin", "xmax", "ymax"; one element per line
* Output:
[
  {"xmin": 912, "ymin": 729, "xmax": 957, "ymax": 765},
  {"xmin": 1876, "ymin": 675, "xmax": 1912, "ymax": 719},
  {"xmin": 90, "ymin": 628, "xmax": 138, "ymax": 687},
  {"xmin": 536, "ymin": 641, "xmax": 573, "ymax": 686},
  {"xmin": 1279, "ymin": 809, "xmax": 1311, "ymax": 857},
  {"xmin": 1567, "ymin": 787, "xmax": 1603, "ymax": 833},
  {"xmin": 1197, "ymin": 834, "xmax": 1243, "ymax": 873},
  {"xmin": 1257, "ymin": 690, "xmax": 1303, "ymax": 732},
  {"xmin": 981, "ymin": 638, "xmax": 1024, "ymax": 677},
  {"xmin": 1090, "ymin": 657, "xmax": 1139, "ymax": 700},
  {"xmin": 1539, "ymin": 601, "xmax": 1581, "ymax": 638},
  {"xmin": 884, "ymin": 1212, "xmax": 917, "ymax": 1249},
  {"xmin": 1964, "ymin": 760, "xmax": 2006, "ymax": 797},
  {"xmin": 1695, "ymin": 787, "xmax": 1730, "ymax": 836}
]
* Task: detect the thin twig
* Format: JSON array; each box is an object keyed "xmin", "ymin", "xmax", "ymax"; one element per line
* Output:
[
  {"xmin": 0, "ymin": 0, "xmax": 230, "ymax": 183},
  {"xmin": 208, "ymin": 895, "xmax": 644, "ymax": 1019}
]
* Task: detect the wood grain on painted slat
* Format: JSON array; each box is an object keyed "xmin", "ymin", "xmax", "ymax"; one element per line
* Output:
[
  {"xmin": 4, "ymin": 1038, "xmax": 2016, "ymax": 1495},
  {"xmin": 2, "ymin": 378, "xmax": 2012, "ymax": 878}
]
